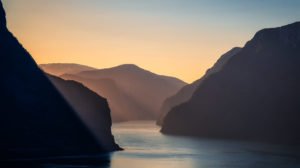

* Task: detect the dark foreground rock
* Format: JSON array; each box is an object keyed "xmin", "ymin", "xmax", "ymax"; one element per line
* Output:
[{"xmin": 0, "ymin": 0, "xmax": 120, "ymax": 161}]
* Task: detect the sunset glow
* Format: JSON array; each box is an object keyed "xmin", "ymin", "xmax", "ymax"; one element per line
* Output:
[{"xmin": 3, "ymin": 0, "xmax": 300, "ymax": 82}]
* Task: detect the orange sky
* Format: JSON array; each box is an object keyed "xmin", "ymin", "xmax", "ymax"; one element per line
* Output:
[{"xmin": 3, "ymin": 0, "xmax": 300, "ymax": 83}]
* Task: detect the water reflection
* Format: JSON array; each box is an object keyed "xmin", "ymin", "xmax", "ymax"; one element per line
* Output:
[
  {"xmin": 3, "ymin": 121, "xmax": 299, "ymax": 168},
  {"xmin": 110, "ymin": 121, "xmax": 300, "ymax": 168}
]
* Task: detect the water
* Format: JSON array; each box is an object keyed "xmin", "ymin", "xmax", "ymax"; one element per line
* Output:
[
  {"xmin": 110, "ymin": 121, "xmax": 300, "ymax": 168},
  {"xmin": 14, "ymin": 121, "xmax": 300, "ymax": 168}
]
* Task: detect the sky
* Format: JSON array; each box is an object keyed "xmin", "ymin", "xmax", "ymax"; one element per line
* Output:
[{"xmin": 2, "ymin": 0, "xmax": 300, "ymax": 83}]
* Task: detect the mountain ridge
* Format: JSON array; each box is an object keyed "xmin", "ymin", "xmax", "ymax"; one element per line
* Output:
[
  {"xmin": 161, "ymin": 22, "xmax": 300, "ymax": 144},
  {"xmin": 157, "ymin": 47, "xmax": 241, "ymax": 125},
  {"xmin": 40, "ymin": 63, "xmax": 97, "ymax": 76},
  {"xmin": 42, "ymin": 63, "xmax": 187, "ymax": 122},
  {"xmin": 61, "ymin": 73, "xmax": 154, "ymax": 122}
]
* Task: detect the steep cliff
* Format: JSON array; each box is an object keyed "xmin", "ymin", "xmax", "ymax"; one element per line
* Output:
[
  {"xmin": 0, "ymin": 1, "xmax": 119, "ymax": 161},
  {"xmin": 48, "ymin": 75, "xmax": 120, "ymax": 151},
  {"xmin": 157, "ymin": 47, "xmax": 241, "ymax": 125},
  {"xmin": 162, "ymin": 22, "xmax": 300, "ymax": 144}
]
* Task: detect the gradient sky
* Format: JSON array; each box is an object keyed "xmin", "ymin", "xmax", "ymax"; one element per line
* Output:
[{"xmin": 2, "ymin": 0, "xmax": 300, "ymax": 83}]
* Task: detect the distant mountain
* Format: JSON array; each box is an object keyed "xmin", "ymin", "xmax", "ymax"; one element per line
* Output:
[
  {"xmin": 47, "ymin": 74, "xmax": 120, "ymax": 150},
  {"xmin": 42, "ymin": 63, "xmax": 187, "ymax": 122},
  {"xmin": 157, "ymin": 47, "xmax": 241, "ymax": 125},
  {"xmin": 161, "ymin": 22, "xmax": 300, "ymax": 144},
  {"xmin": 61, "ymin": 74, "xmax": 154, "ymax": 122},
  {"xmin": 75, "ymin": 64, "xmax": 186, "ymax": 118},
  {"xmin": 0, "ymin": 1, "xmax": 119, "ymax": 161},
  {"xmin": 40, "ymin": 63, "xmax": 96, "ymax": 76}
]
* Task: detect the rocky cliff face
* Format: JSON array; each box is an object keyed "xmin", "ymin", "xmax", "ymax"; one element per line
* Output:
[
  {"xmin": 47, "ymin": 75, "xmax": 120, "ymax": 151},
  {"xmin": 157, "ymin": 47, "xmax": 241, "ymax": 125},
  {"xmin": 161, "ymin": 22, "xmax": 300, "ymax": 144},
  {"xmin": 0, "ymin": 1, "xmax": 119, "ymax": 161}
]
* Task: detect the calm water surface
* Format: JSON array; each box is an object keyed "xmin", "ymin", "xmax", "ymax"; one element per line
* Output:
[
  {"xmin": 109, "ymin": 121, "xmax": 300, "ymax": 168},
  {"xmin": 41, "ymin": 121, "xmax": 299, "ymax": 168}
]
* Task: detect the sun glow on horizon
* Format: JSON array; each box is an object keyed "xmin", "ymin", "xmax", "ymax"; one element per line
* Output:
[{"xmin": 3, "ymin": 0, "xmax": 300, "ymax": 83}]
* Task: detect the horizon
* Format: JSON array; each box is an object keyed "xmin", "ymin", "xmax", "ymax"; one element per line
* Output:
[{"xmin": 3, "ymin": 0, "xmax": 300, "ymax": 82}]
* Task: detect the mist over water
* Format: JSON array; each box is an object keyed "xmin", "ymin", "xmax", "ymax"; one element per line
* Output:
[{"xmin": 110, "ymin": 121, "xmax": 299, "ymax": 168}]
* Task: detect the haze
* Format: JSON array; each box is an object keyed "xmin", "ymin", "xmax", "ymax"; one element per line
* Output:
[{"xmin": 3, "ymin": 0, "xmax": 300, "ymax": 82}]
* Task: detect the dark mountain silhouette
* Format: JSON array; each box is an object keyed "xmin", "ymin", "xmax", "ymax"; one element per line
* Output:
[
  {"xmin": 41, "ymin": 63, "xmax": 186, "ymax": 122},
  {"xmin": 47, "ymin": 74, "xmax": 120, "ymax": 151},
  {"xmin": 40, "ymin": 63, "xmax": 96, "ymax": 76},
  {"xmin": 0, "ymin": 1, "xmax": 119, "ymax": 161},
  {"xmin": 61, "ymin": 74, "xmax": 154, "ymax": 122},
  {"xmin": 157, "ymin": 47, "xmax": 241, "ymax": 125},
  {"xmin": 161, "ymin": 22, "xmax": 300, "ymax": 144}
]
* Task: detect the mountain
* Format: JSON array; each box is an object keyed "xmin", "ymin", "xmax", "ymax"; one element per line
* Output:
[
  {"xmin": 47, "ymin": 74, "xmax": 120, "ymax": 151},
  {"xmin": 0, "ymin": 1, "xmax": 119, "ymax": 161},
  {"xmin": 61, "ymin": 74, "xmax": 154, "ymax": 122},
  {"xmin": 157, "ymin": 47, "xmax": 241, "ymax": 125},
  {"xmin": 161, "ymin": 22, "xmax": 300, "ymax": 144},
  {"xmin": 42, "ymin": 63, "xmax": 187, "ymax": 122},
  {"xmin": 40, "ymin": 63, "xmax": 96, "ymax": 76},
  {"xmin": 74, "ymin": 64, "xmax": 186, "ymax": 118}
]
